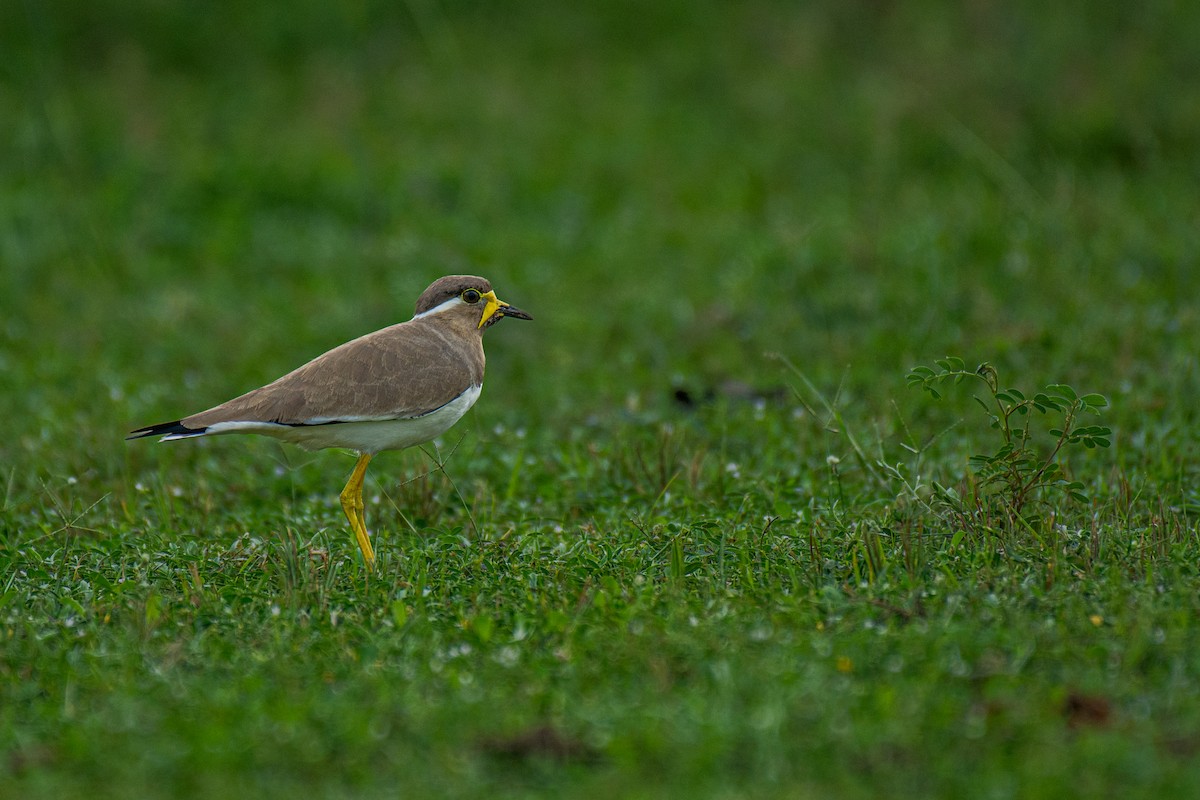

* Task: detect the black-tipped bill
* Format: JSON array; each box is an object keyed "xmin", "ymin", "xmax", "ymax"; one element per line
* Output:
[{"xmin": 500, "ymin": 304, "xmax": 532, "ymax": 321}]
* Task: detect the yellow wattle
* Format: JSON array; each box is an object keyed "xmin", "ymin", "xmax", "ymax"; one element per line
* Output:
[{"xmin": 478, "ymin": 291, "xmax": 501, "ymax": 328}]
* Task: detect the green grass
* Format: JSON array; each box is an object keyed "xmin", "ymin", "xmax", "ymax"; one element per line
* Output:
[{"xmin": 4, "ymin": 1, "xmax": 1200, "ymax": 797}]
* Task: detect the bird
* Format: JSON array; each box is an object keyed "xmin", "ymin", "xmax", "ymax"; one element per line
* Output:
[{"xmin": 128, "ymin": 275, "xmax": 532, "ymax": 570}]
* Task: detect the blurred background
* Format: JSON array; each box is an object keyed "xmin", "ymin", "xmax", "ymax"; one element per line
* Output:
[
  {"xmin": 6, "ymin": 5, "xmax": 1200, "ymax": 793},
  {"xmin": 2, "ymin": 0, "xmax": 1199, "ymax": 483}
]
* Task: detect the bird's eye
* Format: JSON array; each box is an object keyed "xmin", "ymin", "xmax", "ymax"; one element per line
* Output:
[{"xmin": 461, "ymin": 289, "xmax": 482, "ymax": 304}]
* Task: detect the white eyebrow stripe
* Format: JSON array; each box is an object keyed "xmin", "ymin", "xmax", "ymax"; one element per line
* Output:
[{"xmin": 412, "ymin": 296, "xmax": 466, "ymax": 319}]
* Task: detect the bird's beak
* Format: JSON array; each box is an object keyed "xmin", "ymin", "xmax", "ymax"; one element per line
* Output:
[
  {"xmin": 478, "ymin": 291, "xmax": 533, "ymax": 328},
  {"xmin": 498, "ymin": 302, "xmax": 533, "ymax": 321}
]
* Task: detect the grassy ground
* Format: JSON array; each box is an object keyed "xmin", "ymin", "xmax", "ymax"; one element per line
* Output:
[{"xmin": 3, "ymin": 1, "xmax": 1200, "ymax": 796}]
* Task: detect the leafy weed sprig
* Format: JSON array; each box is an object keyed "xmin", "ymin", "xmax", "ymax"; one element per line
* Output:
[{"xmin": 906, "ymin": 357, "xmax": 1111, "ymax": 515}]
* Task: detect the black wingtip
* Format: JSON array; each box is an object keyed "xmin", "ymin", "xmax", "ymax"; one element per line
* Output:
[{"xmin": 126, "ymin": 420, "xmax": 205, "ymax": 441}]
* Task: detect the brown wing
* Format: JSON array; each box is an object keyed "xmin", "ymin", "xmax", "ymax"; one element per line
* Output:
[{"xmin": 182, "ymin": 318, "xmax": 485, "ymax": 428}]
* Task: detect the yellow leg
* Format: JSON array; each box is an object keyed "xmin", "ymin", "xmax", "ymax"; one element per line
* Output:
[{"xmin": 339, "ymin": 453, "xmax": 376, "ymax": 570}]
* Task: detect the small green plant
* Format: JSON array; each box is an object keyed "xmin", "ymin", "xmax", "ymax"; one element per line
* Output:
[{"xmin": 906, "ymin": 357, "xmax": 1111, "ymax": 516}]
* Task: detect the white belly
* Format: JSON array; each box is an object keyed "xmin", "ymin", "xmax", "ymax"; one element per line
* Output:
[{"xmin": 202, "ymin": 384, "xmax": 483, "ymax": 454}]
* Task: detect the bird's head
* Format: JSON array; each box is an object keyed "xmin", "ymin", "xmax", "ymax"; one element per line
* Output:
[{"xmin": 412, "ymin": 275, "xmax": 533, "ymax": 329}]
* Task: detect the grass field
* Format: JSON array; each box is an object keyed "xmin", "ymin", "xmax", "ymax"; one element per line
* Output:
[{"xmin": 3, "ymin": 1, "xmax": 1200, "ymax": 797}]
